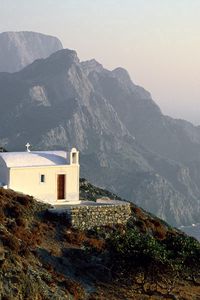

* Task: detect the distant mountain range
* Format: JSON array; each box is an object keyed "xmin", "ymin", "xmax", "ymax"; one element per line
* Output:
[{"xmin": 0, "ymin": 31, "xmax": 200, "ymax": 226}]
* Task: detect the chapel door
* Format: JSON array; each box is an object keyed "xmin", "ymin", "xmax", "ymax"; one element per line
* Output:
[{"xmin": 57, "ymin": 174, "xmax": 66, "ymax": 200}]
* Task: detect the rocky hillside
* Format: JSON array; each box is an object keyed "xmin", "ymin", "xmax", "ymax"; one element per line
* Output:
[
  {"xmin": 1, "ymin": 186, "xmax": 200, "ymax": 299},
  {"xmin": 0, "ymin": 31, "xmax": 63, "ymax": 72},
  {"xmin": 0, "ymin": 46, "xmax": 200, "ymax": 226}
]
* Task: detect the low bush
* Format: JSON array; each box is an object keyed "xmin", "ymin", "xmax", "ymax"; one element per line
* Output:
[
  {"xmin": 108, "ymin": 227, "xmax": 200, "ymax": 273},
  {"xmin": 63, "ymin": 229, "xmax": 88, "ymax": 245},
  {"xmin": 1, "ymin": 232, "xmax": 20, "ymax": 253},
  {"xmin": 109, "ymin": 228, "xmax": 168, "ymax": 267},
  {"xmin": 163, "ymin": 233, "xmax": 200, "ymax": 266},
  {"xmin": 15, "ymin": 194, "xmax": 33, "ymax": 207},
  {"xmin": 85, "ymin": 238, "xmax": 105, "ymax": 251},
  {"xmin": 132, "ymin": 206, "xmax": 146, "ymax": 219},
  {"xmin": 62, "ymin": 277, "xmax": 85, "ymax": 300}
]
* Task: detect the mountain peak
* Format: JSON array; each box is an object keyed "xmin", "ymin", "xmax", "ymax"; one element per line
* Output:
[
  {"xmin": 48, "ymin": 48, "xmax": 79, "ymax": 64},
  {"xmin": 0, "ymin": 31, "xmax": 63, "ymax": 72},
  {"xmin": 81, "ymin": 59, "xmax": 104, "ymax": 75},
  {"xmin": 17, "ymin": 48, "xmax": 80, "ymax": 79},
  {"xmin": 112, "ymin": 67, "xmax": 133, "ymax": 84}
]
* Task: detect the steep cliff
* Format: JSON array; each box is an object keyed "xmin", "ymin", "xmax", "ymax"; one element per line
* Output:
[{"xmin": 0, "ymin": 31, "xmax": 63, "ymax": 72}]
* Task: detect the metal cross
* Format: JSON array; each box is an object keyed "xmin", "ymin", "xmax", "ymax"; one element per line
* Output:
[{"xmin": 25, "ymin": 143, "xmax": 31, "ymax": 152}]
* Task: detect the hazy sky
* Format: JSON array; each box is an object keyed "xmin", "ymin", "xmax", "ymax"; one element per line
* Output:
[{"xmin": 1, "ymin": 0, "xmax": 200, "ymax": 124}]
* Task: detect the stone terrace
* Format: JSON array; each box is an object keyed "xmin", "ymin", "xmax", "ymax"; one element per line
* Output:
[{"xmin": 49, "ymin": 200, "xmax": 131, "ymax": 230}]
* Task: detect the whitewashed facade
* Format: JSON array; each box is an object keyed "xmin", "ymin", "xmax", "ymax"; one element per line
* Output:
[{"xmin": 0, "ymin": 148, "xmax": 80, "ymax": 205}]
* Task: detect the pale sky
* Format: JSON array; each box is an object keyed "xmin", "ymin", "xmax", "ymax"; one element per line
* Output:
[{"xmin": 1, "ymin": 0, "xmax": 200, "ymax": 125}]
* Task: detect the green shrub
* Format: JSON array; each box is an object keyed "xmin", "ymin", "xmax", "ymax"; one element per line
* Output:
[
  {"xmin": 163, "ymin": 234, "xmax": 200, "ymax": 265},
  {"xmin": 108, "ymin": 228, "xmax": 200, "ymax": 273},
  {"xmin": 109, "ymin": 228, "xmax": 168, "ymax": 266}
]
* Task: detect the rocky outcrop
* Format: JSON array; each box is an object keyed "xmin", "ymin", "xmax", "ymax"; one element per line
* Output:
[{"xmin": 0, "ymin": 31, "xmax": 63, "ymax": 72}]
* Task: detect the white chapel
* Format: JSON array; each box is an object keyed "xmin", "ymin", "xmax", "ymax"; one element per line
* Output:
[{"xmin": 0, "ymin": 147, "xmax": 80, "ymax": 205}]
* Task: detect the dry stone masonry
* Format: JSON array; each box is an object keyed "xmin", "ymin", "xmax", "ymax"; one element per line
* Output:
[{"xmin": 65, "ymin": 201, "xmax": 131, "ymax": 230}]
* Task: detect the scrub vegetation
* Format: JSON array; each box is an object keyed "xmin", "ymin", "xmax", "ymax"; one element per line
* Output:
[{"xmin": 0, "ymin": 183, "xmax": 200, "ymax": 299}]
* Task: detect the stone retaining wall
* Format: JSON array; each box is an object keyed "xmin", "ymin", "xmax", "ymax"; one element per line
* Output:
[{"xmin": 67, "ymin": 202, "xmax": 131, "ymax": 230}]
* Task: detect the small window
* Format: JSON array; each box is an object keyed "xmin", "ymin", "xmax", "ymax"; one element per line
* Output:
[{"xmin": 40, "ymin": 174, "xmax": 45, "ymax": 183}]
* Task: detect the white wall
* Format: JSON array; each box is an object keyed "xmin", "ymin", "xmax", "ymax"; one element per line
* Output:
[
  {"xmin": 0, "ymin": 158, "xmax": 9, "ymax": 186},
  {"xmin": 9, "ymin": 164, "xmax": 79, "ymax": 204}
]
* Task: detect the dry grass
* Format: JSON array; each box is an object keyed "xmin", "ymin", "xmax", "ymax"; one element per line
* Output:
[
  {"xmin": 132, "ymin": 206, "xmax": 147, "ymax": 220},
  {"xmin": 1, "ymin": 188, "xmax": 200, "ymax": 299},
  {"xmin": 63, "ymin": 229, "xmax": 88, "ymax": 245},
  {"xmin": 0, "ymin": 188, "xmax": 49, "ymax": 255},
  {"xmin": 63, "ymin": 228, "xmax": 105, "ymax": 251},
  {"xmin": 86, "ymin": 238, "xmax": 105, "ymax": 251}
]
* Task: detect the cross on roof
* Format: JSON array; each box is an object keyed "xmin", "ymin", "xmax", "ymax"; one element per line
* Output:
[{"xmin": 25, "ymin": 143, "xmax": 31, "ymax": 152}]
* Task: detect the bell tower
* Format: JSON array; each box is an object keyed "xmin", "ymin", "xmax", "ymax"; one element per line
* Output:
[{"xmin": 70, "ymin": 148, "xmax": 79, "ymax": 165}]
